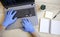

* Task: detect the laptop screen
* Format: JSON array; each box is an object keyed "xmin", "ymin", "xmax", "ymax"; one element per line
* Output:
[{"xmin": 1, "ymin": 0, "xmax": 34, "ymax": 8}]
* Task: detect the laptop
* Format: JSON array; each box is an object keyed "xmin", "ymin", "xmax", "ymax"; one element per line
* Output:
[{"xmin": 1, "ymin": 0, "xmax": 38, "ymax": 30}]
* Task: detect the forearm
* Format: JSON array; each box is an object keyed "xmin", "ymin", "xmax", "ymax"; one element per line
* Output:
[
  {"xmin": 0, "ymin": 25, "xmax": 6, "ymax": 31},
  {"xmin": 1, "ymin": 26, "xmax": 5, "ymax": 31},
  {"xmin": 31, "ymin": 32, "xmax": 40, "ymax": 37},
  {"xmin": 0, "ymin": 25, "xmax": 5, "ymax": 37}
]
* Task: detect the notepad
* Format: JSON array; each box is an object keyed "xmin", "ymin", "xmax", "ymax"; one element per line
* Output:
[
  {"xmin": 45, "ymin": 11, "xmax": 53, "ymax": 19},
  {"xmin": 40, "ymin": 18, "xmax": 60, "ymax": 35}
]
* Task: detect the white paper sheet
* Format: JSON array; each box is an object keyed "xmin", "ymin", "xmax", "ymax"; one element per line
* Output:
[
  {"xmin": 40, "ymin": 18, "xmax": 50, "ymax": 33},
  {"xmin": 51, "ymin": 20, "xmax": 60, "ymax": 35}
]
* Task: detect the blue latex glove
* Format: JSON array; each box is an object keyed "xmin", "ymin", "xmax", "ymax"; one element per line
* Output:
[
  {"xmin": 3, "ymin": 9, "xmax": 17, "ymax": 28},
  {"xmin": 22, "ymin": 18, "xmax": 35, "ymax": 33}
]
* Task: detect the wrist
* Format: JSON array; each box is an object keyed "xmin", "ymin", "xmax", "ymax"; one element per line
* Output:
[
  {"xmin": 29, "ymin": 29, "xmax": 35, "ymax": 33},
  {"xmin": 2, "ymin": 22, "xmax": 9, "ymax": 28},
  {"xmin": 30, "ymin": 31, "xmax": 37, "ymax": 37}
]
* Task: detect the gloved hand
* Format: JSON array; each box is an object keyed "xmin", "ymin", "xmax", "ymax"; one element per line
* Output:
[
  {"xmin": 3, "ymin": 9, "xmax": 17, "ymax": 28},
  {"xmin": 22, "ymin": 18, "xmax": 35, "ymax": 33}
]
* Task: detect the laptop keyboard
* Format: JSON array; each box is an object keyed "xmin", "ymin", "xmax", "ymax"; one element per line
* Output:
[{"xmin": 13, "ymin": 7, "xmax": 36, "ymax": 19}]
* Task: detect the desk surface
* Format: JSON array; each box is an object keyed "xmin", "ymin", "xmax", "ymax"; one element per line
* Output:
[{"xmin": 0, "ymin": 2, "xmax": 60, "ymax": 37}]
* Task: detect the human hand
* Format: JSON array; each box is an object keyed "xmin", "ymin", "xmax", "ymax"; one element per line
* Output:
[
  {"xmin": 3, "ymin": 9, "xmax": 17, "ymax": 28},
  {"xmin": 22, "ymin": 18, "xmax": 35, "ymax": 33}
]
